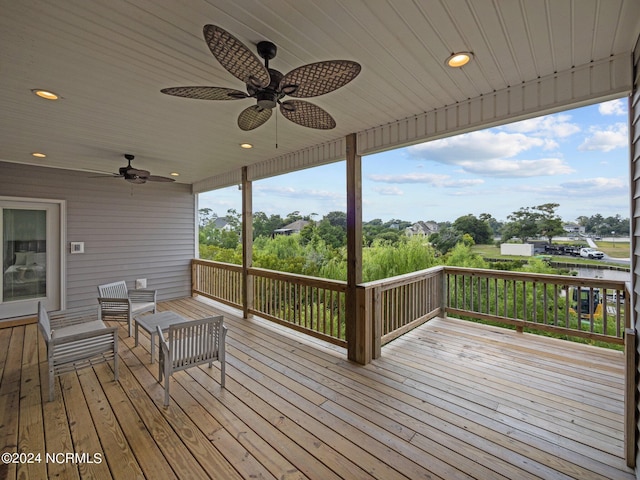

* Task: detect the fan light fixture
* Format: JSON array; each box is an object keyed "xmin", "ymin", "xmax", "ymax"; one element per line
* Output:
[
  {"xmin": 32, "ymin": 89, "xmax": 59, "ymax": 100},
  {"xmin": 446, "ymin": 52, "xmax": 473, "ymax": 68},
  {"xmin": 240, "ymin": 143, "xmax": 253, "ymax": 149},
  {"xmin": 170, "ymin": 172, "xmax": 180, "ymax": 177},
  {"xmin": 31, "ymin": 152, "xmax": 47, "ymax": 158}
]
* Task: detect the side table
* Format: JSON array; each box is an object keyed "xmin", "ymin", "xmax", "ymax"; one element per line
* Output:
[{"xmin": 134, "ymin": 311, "xmax": 187, "ymax": 363}]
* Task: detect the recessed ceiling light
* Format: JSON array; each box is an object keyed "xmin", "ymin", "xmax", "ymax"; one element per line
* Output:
[
  {"xmin": 240, "ymin": 143, "xmax": 253, "ymax": 149},
  {"xmin": 446, "ymin": 52, "xmax": 473, "ymax": 68},
  {"xmin": 32, "ymin": 89, "xmax": 59, "ymax": 100},
  {"xmin": 170, "ymin": 172, "xmax": 180, "ymax": 177},
  {"xmin": 31, "ymin": 152, "xmax": 47, "ymax": 158}
]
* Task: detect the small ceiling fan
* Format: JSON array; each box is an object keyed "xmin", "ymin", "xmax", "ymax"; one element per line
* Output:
[
  {"xmin": 161, "ymin": 24, "xmax": 361, "ymax": 131},
  {"xmin": 97, "ymin": 154, "xmax": 175, "ymax": 184}
]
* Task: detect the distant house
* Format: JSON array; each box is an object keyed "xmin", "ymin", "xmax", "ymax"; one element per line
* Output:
[
  {"xmin": 273, "ymin": 219, "xmax": 310, "ymax": 236},
  {"xmin": 405, "ymin": 221, "xmax": 439, "ymax": 237},
  {"xmin": 563, "ymin": 223, "xmax": 585, "ymax": 235},
  {"xmin": 212, "ymin": 217, "xmax": 233, "ymax": 231}
]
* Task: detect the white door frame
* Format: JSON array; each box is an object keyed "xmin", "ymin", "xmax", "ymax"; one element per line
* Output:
[{"xmin": 0, "ymin": 196, "xmax": 66, "ymax": 319}]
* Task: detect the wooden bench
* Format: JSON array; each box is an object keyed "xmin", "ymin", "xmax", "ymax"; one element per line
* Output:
[
  {"xmin": 158, "ymin": 316, "xmax": 226, "ymax": 406},
  {"xmin": 38, "ymin": 302, "xmax": 119, "ymax": 401},
  {"xmin": 97, "ymin": 280, "xmax": 157, "ymax": 336}
]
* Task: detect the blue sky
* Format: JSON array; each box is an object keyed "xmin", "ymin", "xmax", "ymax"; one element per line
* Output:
[{"xmin": 199, "ymin": 98, "xmax": 629, "ymax": 223}]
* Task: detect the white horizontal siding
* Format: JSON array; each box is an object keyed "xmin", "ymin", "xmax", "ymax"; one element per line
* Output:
[
  {"xmin": 631, "ymin": 33, "xmax": 640, "ymax": 471},
  {"xmin": 0, "ymin": 162, "xmax": 195, "ymax": 309}
]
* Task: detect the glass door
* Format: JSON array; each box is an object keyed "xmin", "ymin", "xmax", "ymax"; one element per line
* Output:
[{"xmin": 0, "ymin": 199, "xmax": 61, "ymax": 319}]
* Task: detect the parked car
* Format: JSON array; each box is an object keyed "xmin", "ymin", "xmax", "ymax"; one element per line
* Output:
[{"xmin": 579, "ymin": 247, "xmax": 605, "ymax": 259}]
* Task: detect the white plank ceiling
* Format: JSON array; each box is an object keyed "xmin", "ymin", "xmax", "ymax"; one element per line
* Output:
[{"xmin": 0, "ymin": 0, "xmax": 639, "ymax": 185}]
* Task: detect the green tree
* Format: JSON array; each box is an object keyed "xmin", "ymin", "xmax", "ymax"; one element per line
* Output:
[
  {"xmin": 444, "ymin": 243, "xmax": 486, "ymax": 268},
  {"xmin": 453, "ymin": 214, "xmax": 493, "ymax": 244},
  {"xmin": 252, "ymin": 234, "xmax": 307, "ymax": 273},
  {"xmin": 384, "ymin": 218, "xmax": 412, "ymax": 230},
  {"xmin": 501, "ymin": 206, "xmax": 541, "ymax": 243},
  {"xmin": 535, "ymin": 203, "xmax": 564, "ymax": 244},
  {"xmin": 253, "ymin": 211, "xmax": 285, "ymax": 238},
  {"xmin": 225, "ymin": 208, "xmax": 242, "ymax": 234},
  {"xmin": 198, "ymin": 208, "xmax": 215, "ymax": 228},
  {"xmin": 479, "ymin": 213, "xmax": 502, "ymax": 236},
  {"xmin": 363, "ymin": 218, "xmax": 385, "ymax": 246},
  {"xmin": 429, "ymin": 226, "xmax": 462, "ymax": 254},
  {"xmin": 317, "ymin": 211, "xmax": 347, "ymax": 248},
  {"xmin": 362, "ymin": 236, "xmax": 437, "ymax": 281},
  {"xmin": 600, "ymin": 214, "xmax": 629, "ymax": 236}
]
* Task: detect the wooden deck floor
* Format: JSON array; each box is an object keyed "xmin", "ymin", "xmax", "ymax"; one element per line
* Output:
[{"xmin": 0, "ymin": 296, "xmax": 634, "ymax": 479}]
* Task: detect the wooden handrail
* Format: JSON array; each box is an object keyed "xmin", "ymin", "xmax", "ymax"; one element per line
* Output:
[
  {"xmin": 444, "ymin": 265, "xmax": 627, "ymax": 289},
  {"xmin": 248, "ymin": 266, "xmax": 347, "ymax": 291},
  {"xmin": 443, "ymin": 266, "xmax": 627, "ymax": 344},
  {"xmin": 192, "ymin": 259, "xmax": 628, "ymax": 349}
]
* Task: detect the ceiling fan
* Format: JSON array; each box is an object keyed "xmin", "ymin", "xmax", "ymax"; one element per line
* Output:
[
  {"xmin": 161, "ymin": 24, "xmax": 361, "ymax": 131},
  {"xmin": 97, "ymin": 154, "xmax": 175, "ymax": 184}
]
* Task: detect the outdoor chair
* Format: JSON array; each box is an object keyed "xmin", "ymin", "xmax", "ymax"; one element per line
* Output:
[
  {"xmin": 157, "ymin": 316, "xmax": 226, "ymax": 406},
  {"xmin": 97, "ymin": 280, "xmax": 157, "ymax": 336},
  {"xmin": 38, "ymin": 302, "xmax": 119, "ymax": 402}
]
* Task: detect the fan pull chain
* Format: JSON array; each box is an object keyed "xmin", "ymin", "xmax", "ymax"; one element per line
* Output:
[{"xmin": 275, "ymin": 107, "xmax": 278, "ymax": 149}]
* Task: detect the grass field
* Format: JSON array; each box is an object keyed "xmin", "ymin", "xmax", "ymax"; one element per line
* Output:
[
  {"xmin": 472, "ymin": 241, "xmax": 631, "ymax": 263},
  {"xmin": 595, "ymin": 241, "xmax": 631, "ymax": 258}
]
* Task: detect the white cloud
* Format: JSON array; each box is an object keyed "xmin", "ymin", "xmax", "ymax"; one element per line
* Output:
[
  {"xmin": 368, "ymin": 173, "xmax": 450, "ymax": 184},
  {"xmin": 503, "ymin": 113, "xmax": 580, "ymax": 138},
  {"xmin": 406, "ymin": 129, "xmax": 574, "ymax": 177},
  {"xmin": 455, "ymin": 158, "xmax": 574, "ymax": 177},
  {"xmin": 516, "ymin": 177, "xmax": 628, "ymax": 199},
  {"xmin": 409, "ymin": 130, "xmax": 544, "ymax": 162},
  {"xmin": 559, "ymin": 177, "xmax": 627, "ymax": 195},
  {"xmin": 443, "ymin": 178, "xmax": 485, "ymax": 188},
  {"xmin": 255, "ymin": 184, "xmax": 343, "ymax": 202},
  {"xmin": 368, "ymin": 173, "xmax": 485, "ymax": 188},
  {"xmin": 578, "ymin": 123, "xmax": 628, "ymax": 152},
  {"xmin": 599, "ymin": 99, "xmax": 627, "ymax": 116},
  {"xmin": 373, "ymin": 186, "xmax": 404, "ymax": 196}
]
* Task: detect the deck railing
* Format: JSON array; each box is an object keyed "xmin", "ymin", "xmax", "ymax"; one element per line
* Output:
[
  {"xmin": 192, "ymin": 260, "xmax": 347, "ymax": 346},
  {"xmin": 192, "ymin": 259, "xmax": 243, "ymax": 309},
  {"xmin": 360, "ymin": 266, "xmax": 444, "ymax": 349},
  {"xmin": 192, "ymin": 260, "xmax": 629, "ymax": 350},
  {"xmin": 444, "ymin": 266, "xmax": 629, "ymax": 345},
  {"xmin": 249, "ymin": 267, "xmax": 347, "ymax": 346}
]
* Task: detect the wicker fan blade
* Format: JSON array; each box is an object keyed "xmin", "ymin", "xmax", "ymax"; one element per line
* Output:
[
  {"xmin": 203, "ymin": 25, "xmax": 270, "ymax": 88},
  {"xmin": 89, "ymin": 173, "xmax": 121, "ymax": 178},
  {"xmin": 238, "ymin": 105, "xmax": 272, "ymax": 131},
  {"xmin": 146, "ymin": 175, "xmax": 176, "ymax": 183},
  {"xmin": 279, "ymin": 100, "xmax": 336, "ymax": 129},
  {"xmin": 161, "ymin": 86, "xmax": 249, "ymax": 100},
  {"xmin": 280, "ymin": 60, "xmax": 361, "ymax": 98},
  {"xmin": 128, "ymin": 168, "xmax": 150, "ymax": 178}
]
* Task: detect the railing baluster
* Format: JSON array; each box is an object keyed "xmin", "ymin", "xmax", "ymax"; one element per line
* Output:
[
  {"xmin": 522, "ymin": 280, "xmax": 527, "ymax": 323},
  {"xmin": 533, "ymin": 282, "xmax": 537, "ymax": 323},
  {"xmin": 492, "ymin": 278, "xmax": 498, "ymax": 316},
  {"xmin": 602, "ymin": 288, "xmax": 608, "ymax": 335}
]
